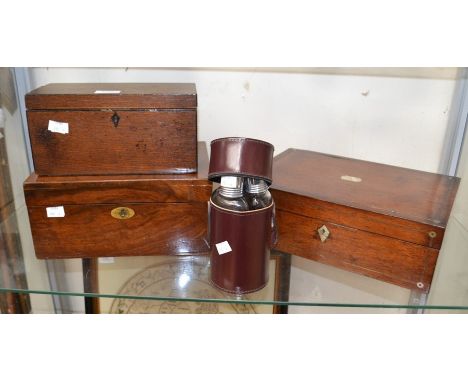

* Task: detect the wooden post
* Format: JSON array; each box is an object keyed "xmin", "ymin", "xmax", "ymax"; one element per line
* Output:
[{"xmin": 82, "ymin": 258, "xmax": 100, "ymax": 314}]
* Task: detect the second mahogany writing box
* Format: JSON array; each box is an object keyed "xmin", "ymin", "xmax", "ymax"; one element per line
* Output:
[
  {"xmin": 26, "ymin": 83, "xmax": 197, "ymax": 176},
  {"xmin": 271, "ymin": 149, "xmax": 460, "ymax": 292}
]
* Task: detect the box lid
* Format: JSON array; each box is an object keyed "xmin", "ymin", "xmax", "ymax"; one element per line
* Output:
[
  {"xmin": 272, "ymin": 149, "xmax": 460, "ymax": 248},
  {"xmin": 272, "ymin": 149, "xmax": 459, "ymax": 229},
  {"xmin": 24, "ymin": 142, "xmax": 210, "ymax": 205},
  {"xmin": 25, "ymin": 83, "xmax": 197, "ymax": 110}
]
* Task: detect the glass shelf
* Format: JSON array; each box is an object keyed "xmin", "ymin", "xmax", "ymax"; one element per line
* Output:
[
  {"xmin": 2, "ymin": 206, "xmax": 468, "ymax": 313},
  {"xmin": 2, "ymin": 254, "xmax": 468, "ymax": 313}
]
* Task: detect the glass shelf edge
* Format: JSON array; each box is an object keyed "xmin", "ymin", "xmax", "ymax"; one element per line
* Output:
[{"xmin": 1, "ymin": 287, "xmax": 468, "ymax": 310}]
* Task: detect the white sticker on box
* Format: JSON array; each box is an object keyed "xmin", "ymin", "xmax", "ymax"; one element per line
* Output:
[
  {"xmin": 48, "ymin": 120, "xmax": 69, "ymax": 134},
  {"xmin": 216, "ymin": 241, "xmax": 232, "ymax": 255},
  {"xmin": 220, "ymin": 176, "xmax": 239, "ymax": 188},
  {"xmin": 94, "ymin": 90, "xmax": 121, "ymax": 94},
  {"xmin": 99, "ymin": 257, "xmax": 115, "ymax": 264},
  {"xmin": 46, "ymin": 206, "xmax": 65, "ymax": 218}
]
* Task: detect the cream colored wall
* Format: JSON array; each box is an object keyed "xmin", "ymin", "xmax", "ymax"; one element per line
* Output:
[
  {"xmin": 26, "ymin": 68, "xmax": 460, "ymax": 312},
  {"xmin": 1, "ymin": 106, "xmax": 54, "ymax": 313},
  {"xmin": 29, "ymin": 68, "xmax": 457, "ymax": 172},
  {"xmin": 427, "ymin": 128, "xmax": 468, "ymax": 312}
]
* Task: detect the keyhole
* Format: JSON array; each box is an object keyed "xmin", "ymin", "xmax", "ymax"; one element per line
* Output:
[
  {"xmin": 119, "ymin": 208, "xmax": 127, "ymax": 218},
  {"xmin": 111, "ymin": 112, "xmax": 120, "ymax": 127}
]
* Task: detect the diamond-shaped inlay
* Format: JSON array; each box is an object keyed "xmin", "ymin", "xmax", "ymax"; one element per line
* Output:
[{"xmin": 317, "ymin": 225, "xmax": 330, "ymax": 243}]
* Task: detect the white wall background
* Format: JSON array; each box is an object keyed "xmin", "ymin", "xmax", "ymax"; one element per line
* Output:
[
  {"xmin": 1, "ymin": 103, "xmax": 54, "ymax": 313},
  {"xmin": 29, "ymin": 68, "xmax": 458, "ymax": 172},
  {"xmin": 427, "ymin": 117, "xmax": 468, "ymax": 312},
  {"xmin": 24, "ymin": 67, "xmax": 461, "ymax": 312}
]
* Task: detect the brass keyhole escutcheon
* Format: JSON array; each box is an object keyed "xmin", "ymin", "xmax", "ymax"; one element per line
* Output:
[
  {"xmin": 111, "ymin": 207, "xmax": 135, "ymax": 220},
  {"xmin": 317, "ymin": 225, "xmax": 330, "ymax": 243},
  {"xmin": 428, "ymin": 231, "xmax": 437, "ymax": 239}
]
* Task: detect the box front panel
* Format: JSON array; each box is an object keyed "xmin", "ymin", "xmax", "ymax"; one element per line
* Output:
[
  {"xmin": 271, "ymin": 189, "xmax": 445, "ymax": 249},
  {"xmin": 27, "ymin": 202, "xmax": 208, "ymax": 259},
  {"xmin": 275, "ymin": 210, "xmax": 438, "ymax": 291},
  {"xmin": 27, "ymin": 110, "xmax": 197, "ymax": 176}
]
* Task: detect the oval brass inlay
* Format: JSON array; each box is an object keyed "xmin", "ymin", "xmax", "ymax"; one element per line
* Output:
[{"xmin": 111, "ymin": 207, "xmax": 135, "ymax": 220}]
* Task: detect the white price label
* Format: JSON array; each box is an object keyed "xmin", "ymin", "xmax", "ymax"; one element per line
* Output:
[
  {"xmin": 216, "ymin": 241, "xmax": 232, "ymax": 255},
  {"xmin": 48, "ymin": 120, "xmax": 69, "ymax": 134},
  {"xmin": 46, "ymin": 206, "xmax": 65, "ymax": 218},
  {"xmin": 99, "ymin": 257, "xmax": 115, "ymax": 264},
  {"xmin": 94, "ymin": 90, "xmax": 121, "ymax": 94},
  {"xmin": 220, "ymin": 176, "xmax": 239, "ymax": 188}
]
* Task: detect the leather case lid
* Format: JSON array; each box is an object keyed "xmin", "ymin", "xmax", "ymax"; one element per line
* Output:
[
  {"xmin": 25, "ymin": 83, "xmax": 197, "ymax": 110},
  {"xmin": 208, "ymin": 137, "xmax": 274, "ymax": 185},
  {"xmin": 272, "ymin": 148, "xmax": 460, "ymax": 228}
]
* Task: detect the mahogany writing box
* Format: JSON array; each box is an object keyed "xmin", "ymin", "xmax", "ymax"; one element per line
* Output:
[
  {"xmin": 24, "ymin": 142, "xmax": 211, "ymax": 259},
  {"xmin": 270, "ymin": 149, "xmax": 460, "ymax": 292},
  {"xmin": 26, "ymin": 83, "xmax": 197, "ymax": 176}
]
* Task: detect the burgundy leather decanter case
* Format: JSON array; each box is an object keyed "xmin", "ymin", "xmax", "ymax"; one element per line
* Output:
[
  {"xmin": 210, "ymin": 203, "xmax": 273, "ymax": 294},
  {"xmin": 208, "ymin": 137, "xmax": 275, "ymax": 294}
]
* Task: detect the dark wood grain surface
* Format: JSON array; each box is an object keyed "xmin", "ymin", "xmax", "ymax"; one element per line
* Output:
[
  {"xmin": 25, "ymin": 142, "xmax": 211, "ymax": 260},
  {"xmin": 24, "ymin": 142, "xmax": 211, "ymax": 205},
  {"xmin": 272, "ymin": 189, "xmax": 445, "ymax": 249},
  {"xmin": 24, "ymin": 141, "xmax": 209, "ymax": 186},
  {"xmin": 272, "ymin": 149, "xmax": 459, "ymax": 227},
  {"xmin": 28, "ymin": 202, "xmax": 209, "ymax": 259},
  {"xmin": 275, "ymin": 210, "xmax": 437, "ymax": 291},
  {"xmin": 271, "ymin": 148, "xmax": 459, "ymax": 291},
  {"xmin": 26, "ymin": 83, "xmax": 197, "ymax": 109},
  {"xmin": 27, "ymin": 110, "xmax": 197, "ymax": 176}
]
